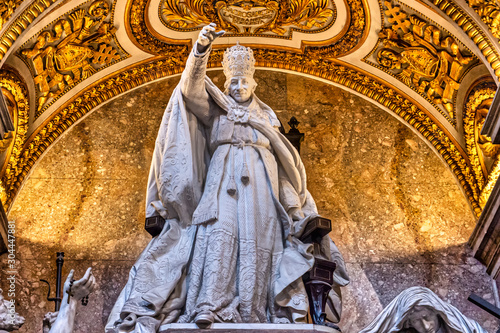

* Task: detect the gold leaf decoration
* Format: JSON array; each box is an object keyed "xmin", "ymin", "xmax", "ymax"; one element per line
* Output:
[
  {"xmin": 160, "ymin": 0, "xmax": 335, "ymax": 36},
  {"xmin": 0, "ymin": 68, "xmax": 29, "ymax": 207},
  {"xmin": 19, "ymin": 0, "xmax": 128, "ymax": 117},
  {"xmin": 0, "ymin": 0, "xmax": 56, "ymax": 61},
  {"xmin": 463, "ymin": 81, "xmax": 500, "ymax": 208},
  {"xmin": 430, "ymin": 0, "xmax": 500, "ymax": 79},
  {"xmin": 0, "ymin": 0, "xmax": 24, "ymax": 31},
  {"xmin": 374, "ymin": 1, "xmax": 476, "ymax": 123},
  {"xmin": 467, "ymin": 0, "xmax": 500, "ymax": 40}
]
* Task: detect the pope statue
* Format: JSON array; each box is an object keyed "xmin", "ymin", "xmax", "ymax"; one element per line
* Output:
[{"xmin": 105, "ymin": 24, "xmax": 349, "ymax": 332}]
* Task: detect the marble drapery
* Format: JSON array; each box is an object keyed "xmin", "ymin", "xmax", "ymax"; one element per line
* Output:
[
  {"xmin": 105, "ymin": 46, "xmax": 349, "ymax": 333},
  {"xmin": 359, "ymin": 286, "xmax": 488, "ymax": 333}
]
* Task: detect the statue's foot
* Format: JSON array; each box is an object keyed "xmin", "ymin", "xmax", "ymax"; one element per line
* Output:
[{"xmin": 195, "ymin": 311, "xmax": 214, "ymax": 327}]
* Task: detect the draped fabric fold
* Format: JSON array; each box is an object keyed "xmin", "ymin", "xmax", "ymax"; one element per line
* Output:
[
  {"xmin": 106, "ymin": 76, "xmax": 349, "ymax": 333},
  {"xmin": 359, "ymin": 286, "xmax": 487, "ymax": 333}
]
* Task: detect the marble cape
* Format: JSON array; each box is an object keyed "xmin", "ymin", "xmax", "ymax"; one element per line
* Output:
[
  {"xmin": 105, "ymin": 75, "xmax": 349, "ymax": 332},
  {"xmin": 359, "ymin": 286, "xmax": 487, "ymax": 333}
]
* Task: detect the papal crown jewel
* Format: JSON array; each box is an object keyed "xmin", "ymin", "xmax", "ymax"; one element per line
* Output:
[{"xmin": 222, "ymin": 42, "xmax": 255, "ymax": 78}]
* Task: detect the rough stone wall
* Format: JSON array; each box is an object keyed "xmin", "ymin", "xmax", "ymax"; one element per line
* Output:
[{"xmin": 1, "ymin": 71, "xmax": 498, "ymax": 332}]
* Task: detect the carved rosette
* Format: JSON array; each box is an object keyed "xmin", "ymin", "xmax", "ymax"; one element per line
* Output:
[
  {"xmin": 19, "ymin": 0, "xmax": 128, "ymax": 117},
  {"xmin": 160, "ymin": 0, "xmax": 336, "ymax": 37},
  {"xmin": 367, "ymin": 1, "xmax": 477, "ymax": 125},
  {"xmin": 464, "ymin": 81, "xmax": 500, "ymax": 208}
]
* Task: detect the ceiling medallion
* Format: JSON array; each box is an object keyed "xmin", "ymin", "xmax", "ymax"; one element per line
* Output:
[{"xmin": 160, "ymin": 0, "xmax": 335, "ymax": 37}]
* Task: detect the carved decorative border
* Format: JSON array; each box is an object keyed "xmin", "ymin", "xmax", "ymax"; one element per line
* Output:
[
  {"xmin": 127, "ymin": 0, "xmax": 367, "ymax": 56},
  {"xmin": 0, "ymin": 67, "xmax": 29, "ymax": 206},
  {"xmin": 463, "ymin": 80, "xmax": 500, "ymax": 208},
  {"xmin": 157, "ymin": 0, "xmax": 338, "ymax": 39},
  {"xmin": 0, "ymin": 0, "xmax": 57, "ymax": 61},
  {"xmin": 0, "ymin": 0, "xmax": 25, "ymax": 31},
  {"xmin": 3, "ymin": 51, "xmax": 481, "ymax": 216},
  {"xmin": 428, "ymin": 0, "xmax": 500, "ymax": 79}
]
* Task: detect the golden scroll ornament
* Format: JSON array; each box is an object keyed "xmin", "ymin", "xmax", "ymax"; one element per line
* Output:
[
  {"xmin": 0, "ymin": 0, "xmax": 24, "ymax": 31},
  {"xmin": 20, "ymin": 0, "xmax": 127, "ymax": 117},
  {"xmin": 464, "ymin": 82, "xmax": 500, "ymax": 208},
  {"xmin": 430, "ymin": 0, "xmax": 500, "ymax": 79},
  {"xmin": 0, "ymin": 68, "xmax": 29, "ymax": 207},
  {"xmin": 161, "ymin": 0, "xmax": 335, "ymax": 36},
  {"xmin": 467, "ymin": 0, "xmax": 500, "ymax": 40}
]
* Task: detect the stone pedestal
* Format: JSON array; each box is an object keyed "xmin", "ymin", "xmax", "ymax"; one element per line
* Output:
[{"xmin": 158, "ymin": 323, "xmax": 340, "ymax": 333}]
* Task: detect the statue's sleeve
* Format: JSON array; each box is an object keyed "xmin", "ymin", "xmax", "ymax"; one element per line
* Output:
[{"xmin": 180, "ymin": 43, "xmax": 213, "ymax": 125}]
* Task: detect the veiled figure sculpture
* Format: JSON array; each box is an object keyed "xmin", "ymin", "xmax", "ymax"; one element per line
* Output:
[
  {"xmin": 106, "ymin": 24, "xmax": 349, "ymax": 333},
  {"xmin": 359, "ymin": 286, "xmax": 488, "ymax": 333}
]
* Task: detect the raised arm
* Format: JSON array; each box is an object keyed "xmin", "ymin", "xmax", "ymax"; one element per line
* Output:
[
  {"xmin": 49, "ymin": 268, "xmax": 96, "ymax": 333},
  {"xmin": 180, "ymin": 23, "xmax": 224, "ymax": 125}
]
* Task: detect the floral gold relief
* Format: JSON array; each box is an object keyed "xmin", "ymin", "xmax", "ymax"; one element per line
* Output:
[
  {"xmin": 128, "ymin": 0, "xmax": 366, "ymax": 56},
  {"xmin": 372, "ymin": 1, "xmax": 477, "ymax": 123},
  {"xmin": 160, "ymin": 0, "xmax": 336, "ymax": 36},
  {"xmin": 19, "ymin": 0, "xmax": 128, "ymax": 117},
  {"xmin": 0, "ymin": 0, "xmax": 24, "ymax": 31},
  {"xmin": 464, "ymin": 81, "xmax": 500, "ymax": 208},
  {"xmin": 467, "ymin": 0, "xmax": 500, "ymax": 40},
  {"xmin": 0, "ymin": 0, "xmax": 57, "ymax": 61},
  {"xmin": 0, "ymin": 67, "xmax": 29, "ymax": 207},
  {"xmin": 429, "ymin": 0, "xmax": 500, "ymax": 79}
]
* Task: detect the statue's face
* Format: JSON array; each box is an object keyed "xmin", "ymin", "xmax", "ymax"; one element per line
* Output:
[
  {"xmin": 228, "ymin": 76, "xmax": 255, "ymax": 103},
  {"xmin": 406, "ymin": 307, "xmax": 441, "ymax": 333}
]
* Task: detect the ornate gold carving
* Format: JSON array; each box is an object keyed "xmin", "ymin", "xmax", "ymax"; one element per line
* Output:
[
  {"xmin": 4, "ymin": 49, "xmax": 481, "ymax": 216},
  {"xmin": 374, "ymin": 1, "xmax": 475, "ymax": 121},
  {"xmin": 464, "ymin": 82, "xmax": 500, "ymax": 208},
  {"xmin": 129, "ymin": 0, "xmax": 365, "ymax": 57},
  {"xmin": 480, "ymin": 157, "xmax": 500, "ymax": 207},
  {"xmin": 20, "ymin": 0, "xmax": 127, "ymax": 117},
  {"xmin": 467, "ymin": 0, "xmax": 500, "ymax": 40},
  {"xmin": 161, "ymin": 0, "xmax": 335, "ymax": 36},
  {"xmin": 0, "ymin": 0, "xmax": 24, "ymax": 31},
  {"xmin": 0, "ymin": 68, "xmax": 29, "ymax": 207},
  {"xmin": 430, "ymin": 0, "xmax": 500, "ymax": 79},
  {"xmin": 0, "ymin": 0, "xmax": 56, "ymax": 61}
]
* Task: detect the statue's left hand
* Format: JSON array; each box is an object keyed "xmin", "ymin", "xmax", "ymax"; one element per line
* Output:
[{"xmin": 64, "ymin": 267, "xmax": 96, "ymax": 301}]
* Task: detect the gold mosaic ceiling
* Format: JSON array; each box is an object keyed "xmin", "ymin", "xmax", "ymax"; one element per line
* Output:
[{"xmin": 0, "ymin": 0, "xmax": 500, "ymax": 216}]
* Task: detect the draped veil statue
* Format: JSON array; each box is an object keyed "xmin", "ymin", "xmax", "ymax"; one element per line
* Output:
[
  {"xmin": 106, "ymin": 24, "xmax": 349, "ymax": 333},
  {"xmin": 359, "ymin": 287, "xmax": 488, "ymax": 333}
]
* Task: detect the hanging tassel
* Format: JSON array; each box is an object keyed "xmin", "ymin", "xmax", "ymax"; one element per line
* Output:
[
  {"xmin": 227, "ymin": 146, "xmax": 237, "ymax": 195},
  {"xmin": 241, "ymin": 163, "xmax": 249, "ymax": 185},
  {"xmin": 227, "ymin": 177, "xmax": 237, "ymax": 195}
]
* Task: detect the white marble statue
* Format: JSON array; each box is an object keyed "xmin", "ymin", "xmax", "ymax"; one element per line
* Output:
[
  {"xmin": 359, "ymin": 286, "xmax": 488, "ymax": 333},
  {"xmin": 106, "ymin": 23, "xmax": 349, "ymax": 332},
  {"xmin": 0, "ymin": 288, "xmax": 24, "ymax": 332},
  {"xmin": 43, "ymin": 268, "xmax": 96, "ymax": 333}
]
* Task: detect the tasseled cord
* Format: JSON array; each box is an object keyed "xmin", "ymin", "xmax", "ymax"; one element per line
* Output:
[{"xmin": 226, "ymin": 141, "xmax": 250, "ymax": 195}]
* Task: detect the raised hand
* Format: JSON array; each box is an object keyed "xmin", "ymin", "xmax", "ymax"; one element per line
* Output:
[
  {"xmin": 64, "ymin": 267, "xmax": 96, "ymax": 301},
  {"xmin": 197, "ymin": 23, "xmax": 225, "ymax": 53}
]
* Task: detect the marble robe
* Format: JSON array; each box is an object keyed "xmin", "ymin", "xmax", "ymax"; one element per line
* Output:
[{"xmin": 105, "ymin": 46, "xmax": 349, "ymax": 333}]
